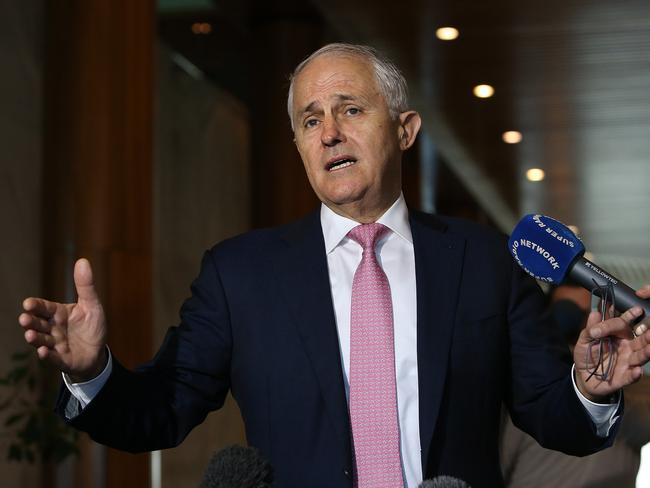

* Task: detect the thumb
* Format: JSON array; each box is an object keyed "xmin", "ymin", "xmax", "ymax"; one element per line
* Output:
[{"xmin": 74, "ymin": 258, "xmax": 100, "ymax": 304}]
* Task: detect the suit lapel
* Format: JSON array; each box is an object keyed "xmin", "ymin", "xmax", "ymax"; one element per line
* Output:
[
  {"xmin": 410, "ymin": 212, "xmax": 465, "ymax": 470},
  {"xmin": 274, "ymin": 211, "xmax": 352, "ymax": 456}
]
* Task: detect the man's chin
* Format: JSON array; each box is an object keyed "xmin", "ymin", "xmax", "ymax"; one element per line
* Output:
[{"xmin": 323, "ymin": 191, "xmax": 366, "ymax": 209}]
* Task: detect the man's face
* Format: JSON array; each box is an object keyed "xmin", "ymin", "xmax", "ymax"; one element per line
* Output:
[{"xmin": 291, "ymin": 54, "xmax": 419, "ymax": 221}]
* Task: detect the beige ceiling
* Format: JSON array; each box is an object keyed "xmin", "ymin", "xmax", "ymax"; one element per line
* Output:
[{"xmin": 312, "ymin": 0, "xmax": 650, "ymax": 282}]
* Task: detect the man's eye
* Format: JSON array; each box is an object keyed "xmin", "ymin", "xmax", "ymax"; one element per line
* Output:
[
  {"xmin": 304, "ymin": 119, "xmax": 319, "ymax": 128},
  {"xmin": 346, "ymin": 107, "xmax": 360, "ymax": 115}
]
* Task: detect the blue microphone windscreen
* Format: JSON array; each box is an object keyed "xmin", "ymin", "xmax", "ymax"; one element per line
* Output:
[{"xmin": 508, "ymin": 214, "xmax": 585, "ymax": 284}]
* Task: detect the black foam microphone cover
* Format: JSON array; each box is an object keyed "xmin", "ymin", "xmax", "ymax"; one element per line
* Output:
[{"xmin": 199, "ymin": 444, "xmax": 273, "ymax": 488}]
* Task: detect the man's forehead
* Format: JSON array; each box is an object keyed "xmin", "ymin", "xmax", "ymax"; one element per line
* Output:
[
  {"xmin": 295, "ymin": 55, "xmax": 375, "ymax": 89},
  {"xmin": 293, "ymin": 57, "xmax": 379, "ymax": 112}
]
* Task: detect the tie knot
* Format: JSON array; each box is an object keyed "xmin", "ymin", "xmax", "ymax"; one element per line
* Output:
[{"xmin": 347, "ymin": 223, "xmax": 390, "ymax": 251}]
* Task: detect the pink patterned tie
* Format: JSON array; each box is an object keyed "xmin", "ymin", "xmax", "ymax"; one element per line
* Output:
[{"xmin": 348, "ymin": 223, "xmax": 404, "ymax": 488}]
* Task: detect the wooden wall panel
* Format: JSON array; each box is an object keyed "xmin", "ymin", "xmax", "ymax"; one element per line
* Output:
[
  {"xmin": 43, "ymin": 1, "xmax": 155, "ymax": 487},
  {"xmin": 249, "ymin": 11, "xmax": 324, "ymax": 227}
]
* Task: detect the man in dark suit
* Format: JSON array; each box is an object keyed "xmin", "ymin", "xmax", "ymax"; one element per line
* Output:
[{"xmin": 18, "ymin": 43, "xmax": 650, "ymax": 487}]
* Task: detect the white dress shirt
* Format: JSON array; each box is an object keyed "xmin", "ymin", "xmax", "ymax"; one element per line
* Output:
[
  {"xmin": 319, "ymin": 194, "xmax": 617, "ymax": 486},
  {"xmin": 65, "ymin": 193, "xmax": 619, "ymax": 488}
]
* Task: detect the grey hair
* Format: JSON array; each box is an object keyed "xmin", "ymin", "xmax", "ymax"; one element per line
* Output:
[{"xmin": 287, "ymin": 43, "xmax": 409, "ymax": 130}]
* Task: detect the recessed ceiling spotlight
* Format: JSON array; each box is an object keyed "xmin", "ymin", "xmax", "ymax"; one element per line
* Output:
[
  {"xmin": 526, "ymin": 168, "xmax": 545, "ymax": 182},
  {"xmin": 436, "ymin": 27, "xmax": 459, "ymax": 41},
  {"xmin": 473, "ymin": 84, "xmax": 494, "ymax": 98},
  {"xmin": 502, "ymin": 131, "xmax": 522, "ymax": 144},
  {"xmin": 191, "ymin": 22, "xmax": 212, "ymax": 35}
]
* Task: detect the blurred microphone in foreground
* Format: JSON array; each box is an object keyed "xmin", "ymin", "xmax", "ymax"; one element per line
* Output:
[
  {"xmin": 199, "ymin": 444, "xmax": 273, "ymax": 488},
  {"xmin": 508, "ymin": 213, "xmax": 650, "ymax": 335},
  {"xmin": 419, "ymin": 475, "xmax": 472, "ymax": 487}
]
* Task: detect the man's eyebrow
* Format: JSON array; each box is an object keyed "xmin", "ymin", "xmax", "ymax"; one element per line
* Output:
[
  {"xmin": 300, "ymin": 94, "xmax": 360, "ymax": 116},
  {"xmin": 334, "ymin": 94, "xmax": 357, "ymax": 102},
  {"xmin": 301, "ymin": 101, "xmax": 321, "ymax": 115}
]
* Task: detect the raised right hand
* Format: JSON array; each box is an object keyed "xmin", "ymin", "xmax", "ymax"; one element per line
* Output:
[{"xmin": 18, "ymin": 258, "xmax": 108, "ymax": 382}]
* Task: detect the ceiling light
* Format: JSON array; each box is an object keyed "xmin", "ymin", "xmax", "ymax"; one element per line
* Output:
[
  {"xmin": 473, "ymin": 84, "xmax": 494, "ymax": 98},
  {"xmin": 436, "ymin": 27, "xmax": 459, "ymax": 41},
  {"xmin": 502, "ymin": 131, "xmax": 522, "ymax": 144},
  {"xmin": 526, "ymin": 168, "xmax": 545, "ymax": 182},
  {"xmin": 191, "ymin": 22, "xmax": 212, "ymax": 34}
]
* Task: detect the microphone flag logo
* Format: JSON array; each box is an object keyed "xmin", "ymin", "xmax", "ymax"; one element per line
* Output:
[{"xmin": 508, "ymin": 214, "xmax": 585, "ymax": 283}]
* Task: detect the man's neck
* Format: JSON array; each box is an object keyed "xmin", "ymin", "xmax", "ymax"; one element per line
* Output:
[{"xmin": 325, "ymin": 193, "xmax": 401, "ymax": 224}]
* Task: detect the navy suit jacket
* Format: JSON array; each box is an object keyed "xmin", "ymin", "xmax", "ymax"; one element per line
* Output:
[{"xmin": 56, "ymin": 209, "xmax": 617, "ymax": 487}]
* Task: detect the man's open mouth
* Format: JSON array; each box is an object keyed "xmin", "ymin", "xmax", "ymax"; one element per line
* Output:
[{"xmin": 326, "ymin": 157, "xmax": 357, "ymax": 172}]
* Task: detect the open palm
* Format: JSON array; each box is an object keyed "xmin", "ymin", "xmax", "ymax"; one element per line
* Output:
[
  {"xmin": 573, "ymin": 285, "xmax": 650, "ymax": 401},
  {"xmin": 19, "ymin": 259, "xmax": 108, "ymax": 381}
]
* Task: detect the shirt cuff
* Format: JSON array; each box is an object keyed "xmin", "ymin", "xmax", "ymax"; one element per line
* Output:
[
  {"xmin": 571, "ymin": 364, "xmax": 621, "ymax": 437},
  {"xmin": 62, "ymin": 347, "xmax": 113, "ymax": 409}
]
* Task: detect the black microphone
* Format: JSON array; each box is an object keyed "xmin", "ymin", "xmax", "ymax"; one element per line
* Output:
[
  {"xmin": 419, "ymin": 475, "xmax": 472, "ymax": 487},
  {"xmin": 508, "ymin": 214, "xmax": 650, "ymax": 325},
  {"xmin": 199, "ymin": 444, "xmax": 273, "ymax": 488}
]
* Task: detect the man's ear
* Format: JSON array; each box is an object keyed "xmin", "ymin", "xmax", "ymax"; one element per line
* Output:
[{"xmin": 397, "ymin": 111, "xmax": 422, "ymax": 150}]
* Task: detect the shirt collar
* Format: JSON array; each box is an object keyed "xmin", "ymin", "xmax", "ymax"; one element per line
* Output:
[{"xmin": 320, "ymin": 193, "xmax": 413, "ymax": 254}]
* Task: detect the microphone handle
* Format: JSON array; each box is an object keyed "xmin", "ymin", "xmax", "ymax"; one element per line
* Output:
[{"xmin": 569, "ymin": 256, "xmax": 650, "ymax": 323}]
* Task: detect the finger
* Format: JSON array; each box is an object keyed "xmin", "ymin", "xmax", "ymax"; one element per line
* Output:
[
  {"xmin": 608, "ymin": 303, "xmax": 617, "ymax": 319},
  {"xmin": 633, "ymin": 327, "xmax": 650, "ymax": 348},
  {"xmin": 74, "ymin": 258, "xmax": 100, "ymax": 305},
  {"xmin": 18, "ymin": 312, "xmax": 52, "ymax": 333},
  {"xmin": 636, "ymin": 284, "xmax": 650, "ymax": 300},
  {"xmin": 35, "ymin": 345, "xmax": 63, "ymax": 367},
  {"xmin": 631, "ymin": 284, "xmax": 650, "ymax": 335},
  {"xmin": 584, "ymin": 310, "xmax": 603, "ymax": 331},
  {"xmin": 576, "ymin": 310, "xmax": 603, "ymax": 345},
  {"xmin": 24, "ymin": 329, "xmax": 57, "ymax": 349},
  {"xmin": 22, "ymin": 297, "xmax": 59, "ymax": 320},
  {"xmin": 620, "ymin": 365, "xmax": 645, "ymax": 386},
  {"xmin": 628, "ymin": 339, "xmax": 650, "ymax": 369},
  {"xmin": 587, "ymin": 306, "xmax": 643, "ymax": 340},
  {"xmin": 36, "ymin": 345, "xmax": 51, "ymax": 360},
  {"xmin": 634, "ymin": 319, "xmax": 648, "ymax": 337}
]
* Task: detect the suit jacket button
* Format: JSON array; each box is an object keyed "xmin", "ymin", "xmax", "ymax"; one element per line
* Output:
[{"xmin": 343, "ymin": 469, "xmax": 351, "ymax": 478}]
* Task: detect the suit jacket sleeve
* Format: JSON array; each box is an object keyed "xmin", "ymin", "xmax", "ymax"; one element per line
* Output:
[
  {"xmin": 504, "ymin": 256, "xmax": 621, "ymax": 455},
  {"xmin": 55, "ymin": 248, "xmax": 233, "ymax": 452}
]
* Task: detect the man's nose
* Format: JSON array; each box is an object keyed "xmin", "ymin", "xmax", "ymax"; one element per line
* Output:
[{"xmin": 321, "ymin": 117, "xmax": 346, "ymax": 147}]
